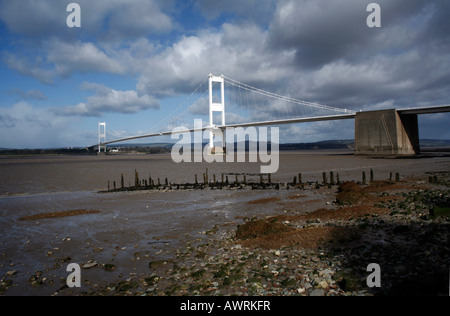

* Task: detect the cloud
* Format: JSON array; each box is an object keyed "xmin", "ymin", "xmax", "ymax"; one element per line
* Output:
[
  {"xmin": 55, "ymin": 82, "xmax": 160, "ymax": 117},
  {"xmin": 136, "ymin": 22, "xmax": 295, "ymax": 97},
  {"xmin": 195, "ymin": 0, "xmax": 276, "ymax": 25},
  {"xmin": 3, "ymin": 53, "xmax": 55, "ymax": 84},
  {"xmin": 3, "ymin": 39, "xmax": 127, "ymax": 83},
  {"xmin": 47, "ymin": 40, "xmax": 125, "ymax": 76},
  {"xmin": 7, "ymin": 89, "xmax": 47, "ymax": 101},
  {"xmin": 0, "ymin": 102, "xmax": 88, "ymax": 148},
  {"xmin": 0, "ymin": 0, "xmax": 173, "ymax": 39},
  {"xmin": 267, "ymin": 0, "xmax": 432, "ymax": 69}
]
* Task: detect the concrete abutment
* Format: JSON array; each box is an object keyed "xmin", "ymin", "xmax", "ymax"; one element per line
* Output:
[{"xmin": 355, "ymin": 109, "xmax": 420, "ymax": 156}]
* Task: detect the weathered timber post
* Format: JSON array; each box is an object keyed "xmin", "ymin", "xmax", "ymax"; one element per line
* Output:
[{"xmin": 135, "ymin": 170, "xmax": 139, "ymax": 188}]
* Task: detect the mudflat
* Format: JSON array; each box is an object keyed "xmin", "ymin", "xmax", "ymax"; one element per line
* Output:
[{"xmin": 0, "ymin": 150, "xmax": 449, "ymax": 296}]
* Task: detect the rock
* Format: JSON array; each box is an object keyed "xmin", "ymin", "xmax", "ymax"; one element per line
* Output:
[
  {"xmin": 6, "ymin": 270, "xmax": 17, "ymax": 276},
  {"xmin": 297, "ymin": 287, "xmax": 306, "ymax": 294},
  {"xmin": 303, "ymin": 282, "xmax": 312, "ymax": 290},
  {"xmin": 318, "ymin": 280, "xmax": 329, "ymax": 289},
  {"xmin": 333, "ymin": 269, "xmax": 364, "ymax": 292},
  {"xmin": 148, "ymin": 260, "xmax": 165, "ymax": 270},
  {"xmin": 309, "ymin": 288, "xmax": 325, "ymax": 296},
  {"xmin": 82, "ymin": 261, "xmax": 98, "ymax": 269},
  {"xmin": 281, "ymin": 277, "xmax": 297, "ymax": 287},
  {"xmin": 104, "ymin": 264, "xmax": 116, "ymax": 272}
]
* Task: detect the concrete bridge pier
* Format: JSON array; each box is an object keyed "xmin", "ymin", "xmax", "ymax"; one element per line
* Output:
[{"xmin": 355, "ymin": 109, "xmax": 420, "ymax": 156}]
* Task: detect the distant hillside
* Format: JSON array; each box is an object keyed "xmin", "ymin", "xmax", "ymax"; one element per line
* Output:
[
  {"xmin": 1, "ymin": 139, "xmax": 449, "ymax": 155},
  {"xmin": 0, "ymin": 147, "xmax": 93, "ymax": 156},
  {"xmin": 420, "ymin": 139, "xmax": 450, "ymax": 147},
  {"xmin": 280, "ymin": 140, "xmax": 354, "ymax": 151}
]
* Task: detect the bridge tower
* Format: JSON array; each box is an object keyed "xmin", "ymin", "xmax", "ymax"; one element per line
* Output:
[
  {"xmin": 208, "ymin": 74, "xmax": 226, "ymax": 154},
  {"xmin": 98, "ymin": 122, "xmax": 107, "ymax": 153}
]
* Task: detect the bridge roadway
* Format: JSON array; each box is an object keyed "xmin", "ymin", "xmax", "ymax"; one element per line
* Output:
[{"xmin": 96, "ymin": 104, "xmax": 450, "ymax": 148}]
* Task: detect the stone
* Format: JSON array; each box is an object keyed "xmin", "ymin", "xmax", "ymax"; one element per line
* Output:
[
  {"xmin": 82, "ymin": 261, "xmax": 98, "ymax": 269},
  {"xmin": 104, "ymin": 264, "xmax": 116, "ymax": 272},
  {"xmin": 309, "ymin": 288, "xmax": 325, "ymax": 296}
]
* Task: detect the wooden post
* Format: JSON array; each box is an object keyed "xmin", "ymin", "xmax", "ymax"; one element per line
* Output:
[
  {"xmin": 195, "ymin": 174, "xmax": 198, "ymax": 184},
  {"xmin": 293, "ymin": 176, "xmax": 297, "ymax": 185},
  {"xmin": 370, "ymin": 169, "xmax": 374, "ymax": 183},
  {"xmin": 396, "ymin": 172, "xmax": 400, "ymax": 182},
  {"xmin": 121, "ymin": 174, "xmax": 124, "ymax": 189},
  {"xmin": 330, "ymin": 171, "xmax": 335, "ymax": 185},
  {"xmin": 362, "ymin": 171, "xmax": 367, "ymax": 185},
  {"xmin": 322, "ymin": 172, "xmax": 327, "ymax": 186},
  {"xmin": 135, "ymin": 170, "xmax": 139, "ymax": 188},
  {"xmin": 298, "ymin": 173, "xmax": 302, "ymax": 184},
  {"xmin": 268, "ymin": 173, "xmax": 271, "ymax": 184}
]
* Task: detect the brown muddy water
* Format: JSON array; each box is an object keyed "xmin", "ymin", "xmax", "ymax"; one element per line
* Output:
[{"xmin": 0, "ymin": 150, "xmax": 449, "ymax": 295}]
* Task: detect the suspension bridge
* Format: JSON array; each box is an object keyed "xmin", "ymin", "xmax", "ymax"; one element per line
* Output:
[{"xmin": 94, "ymin": 74, "xmax": 450, "ymax": 156}]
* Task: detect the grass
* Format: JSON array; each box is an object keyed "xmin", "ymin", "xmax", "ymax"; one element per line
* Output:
[{"xmin": 431, "ymin": 206, "xmax": 450, "ymax": 218}]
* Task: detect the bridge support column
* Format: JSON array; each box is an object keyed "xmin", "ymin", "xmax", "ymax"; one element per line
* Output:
[
  {"xmin": 208, "ymin": 74, "xmax": 226, "ymax": 154},
  {"xmin": 98, "ymin": 122, "xmax": 107, "ymax": 154},
  {"xmin": 355, "ymin": 109, "xmax": 420, "ymax": 156}
]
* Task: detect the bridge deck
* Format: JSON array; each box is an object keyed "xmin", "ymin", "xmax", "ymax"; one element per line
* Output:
[{"xmin": 97, "ymin": 105, "xmax": 450, "ymax": 147}]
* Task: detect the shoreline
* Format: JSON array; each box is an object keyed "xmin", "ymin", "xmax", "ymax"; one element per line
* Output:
[
  {"xmin": 0, "ymin": 153, "xmax": 449, "ymax": 296},
  {"xmin": 2, "ymin": 170, "xmax": 448, "ymax": 296}
]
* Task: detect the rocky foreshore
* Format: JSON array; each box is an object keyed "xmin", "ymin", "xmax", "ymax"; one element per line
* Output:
[
  {"xmin": 1, "ymin": 171, "xmax": 448, "ymax": 296},
  {"xmin": 34, "ymin": 171, "xmax": 447, "ymax": 297}
]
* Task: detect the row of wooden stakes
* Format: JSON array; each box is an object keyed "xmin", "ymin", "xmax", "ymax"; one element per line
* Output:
[{"xmin": 102, "ymin": 168, "xmax": 401, "ymax": 193}]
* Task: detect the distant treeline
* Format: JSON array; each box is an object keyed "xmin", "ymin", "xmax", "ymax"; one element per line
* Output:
[
  {"xmin": 0, "ymin": 147, "xmax": 94, "ymax": 156},
  {"xmin": 279, "ymin": 140, "xmax": 354, "ymax": 150},
  {"xmin": 1, "ymin": 139, "xmax": 449, "ymax": 156}
]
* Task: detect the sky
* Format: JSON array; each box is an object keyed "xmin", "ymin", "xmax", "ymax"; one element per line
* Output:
[{"xmin": 0, "ymin": 0, "xmax": 449, "ymax": 148}]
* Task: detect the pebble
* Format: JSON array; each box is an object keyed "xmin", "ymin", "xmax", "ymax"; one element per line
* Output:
[{"xmin": 309, "ymin": 289, "xmax": 325, "ymax": 296}]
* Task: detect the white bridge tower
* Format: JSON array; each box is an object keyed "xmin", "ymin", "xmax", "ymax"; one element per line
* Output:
[
  {"xmin": 98, "ymin": 122, "xmax": 106, "ymax": 153},
  {"xmin": 208, "ymin": 74, "xmax": 226, "ymax": 154}
]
